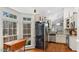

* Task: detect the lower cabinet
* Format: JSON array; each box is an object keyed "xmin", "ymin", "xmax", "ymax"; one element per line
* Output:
[
  {"xmin": 69, "ymin": 36, "xmax": 77, "ymax": 50},
  {"xmin": 56, "ymin": 35, "xmax": 66, "ymax": 43}
]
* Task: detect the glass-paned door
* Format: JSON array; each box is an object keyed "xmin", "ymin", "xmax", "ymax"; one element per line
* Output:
[{"xmin": 23, "ymin": 23, "xmax": 31, "ymax": 46}]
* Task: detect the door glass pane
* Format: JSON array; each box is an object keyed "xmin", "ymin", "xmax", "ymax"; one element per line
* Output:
[
  {"xmin": 23, "ymin": 29, "xmax": 27, "ymax": 34},
  {"xmin": 9, "ymin": 36, "xmax": 13, "ymax": 41},
  {"xmin": 9, "ymin": 22, "xmax": 13, "ymax": 29},
  {"xmin": 9, "ymin": 29, "xmax": 12, "ymax": 35},
  {"xmin": 3, "ymin": 21, "xmax": 9, "ymax": 29},
  {"xmin": 14, "ymin": 36, "xmax": 17, "ymax": 40},
  {"xmin": 23, "ymin": 35, "xmax": 27, "ymax": 39},
  {"xmin": 3, "ymin": 37, "xmax": 8, "ymax": 43},
  {"xmin": 23, "ymin": 24, "xmax": 27, "ymax": 28},
  {"xmin": 3, "ymin": 21, "xmax": 5, "ymax": 29},
  {"xmin": 28, "ymin": 28, "xmax": 31, "ymax": 34},
  {"xmin": 13, "ymin": 22, "xmax": 16, "ymax": 28},
  {"xmin": 6, "ymin": 21, "xmax": 9, "ymax": 28},
  {"xmin": 27, "ymin": 24, "xmax": 31, "ymax": 28},
  {"xmin": 3, "ymin": 29, "xmax": 8, "ymax": 36},
  {"xmin": 3, "ymin": 21, "xmax": 17, "ymax": 43},
  {"xmin": 13, "ymin": 29, "xmax": 16, "ymax": 35}
]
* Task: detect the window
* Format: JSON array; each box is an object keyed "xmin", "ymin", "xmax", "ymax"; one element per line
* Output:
[
  {"xmin": 23, "ymin": 17, "xmax": 31, "ymax": 21},
  {"xmin": 27, "ymin": 18, "xmax": 31, "ymax": 21},
  {"xmin": 3, "ymin": 11, "xmax": 17, "ymax": 19},
  {"xmin": 3, "ymin": 21, "xmax": 17, "ymax": 43},
  {"xmin": 23, "ymin": 17, "xmax": 27, "ymax": 21}
]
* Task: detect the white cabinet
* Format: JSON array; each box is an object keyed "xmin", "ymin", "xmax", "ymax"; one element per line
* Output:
[
  {"xmin": 56, "ymin": 35, "xmax": 66, "ymax": 43},
  {"xmin": 64, "ymin": 8, "xmax": 74, "ymax": 19},
  {"xmin": 64, "ymin": 8, "xmax": 75, "ymax": 29},
  {"xmin": 69, "ymin": 36, "xmax": 77, "ymax": 50}
]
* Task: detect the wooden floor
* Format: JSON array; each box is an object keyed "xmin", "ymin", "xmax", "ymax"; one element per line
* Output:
[{"xmin": 25, "ymin": 43, "xmax": 76, "ymax": 52}]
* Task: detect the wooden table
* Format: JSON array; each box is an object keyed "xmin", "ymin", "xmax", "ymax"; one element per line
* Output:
[{"xmin": 4, "ymin": 39, "xmax": 26, "ymax": 52}]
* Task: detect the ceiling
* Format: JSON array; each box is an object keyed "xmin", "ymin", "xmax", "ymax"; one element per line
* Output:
[{"xmin": 11, "ymin": 7, "xmax": 64, "ymax": 16}]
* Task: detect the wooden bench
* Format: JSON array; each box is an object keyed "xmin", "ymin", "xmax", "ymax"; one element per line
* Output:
[{"xmin": 4, "ymin": 39, "xmax": 26, "ymax": 52}]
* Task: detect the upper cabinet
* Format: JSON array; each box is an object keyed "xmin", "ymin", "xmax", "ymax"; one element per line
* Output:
[
  {"xmin": 64, "ymin": 8, "xmax": 78, "ymax": 36},
  {"xmin": 64, "ymin": 8, "xmax": 74, "ymax": 19},
  {"xmin": 64, "ymin": 8, "xmax": 78, "ymax": 29}
]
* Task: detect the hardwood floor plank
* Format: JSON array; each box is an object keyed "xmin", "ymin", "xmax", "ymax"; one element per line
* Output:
[{"xmin": 25, "ymin": 43, "xmax": 76, "ymax": 52}]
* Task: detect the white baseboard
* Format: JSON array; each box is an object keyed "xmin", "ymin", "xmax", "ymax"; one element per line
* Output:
[{"xmin": 25, "ymin": 45, "xmax": 35, "ymax": 49}]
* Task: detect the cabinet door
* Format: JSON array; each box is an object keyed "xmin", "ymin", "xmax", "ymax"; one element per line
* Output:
[
  {"xmin": 69, "ymin": 37, "xmax": 76, "ymax": 50},
  {"xmin": 56, "ymin": 35, "xmax": 66, "ymax": 43}
]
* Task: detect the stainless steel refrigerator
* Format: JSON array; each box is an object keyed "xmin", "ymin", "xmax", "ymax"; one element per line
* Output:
[{"xmin": 35, "ymin": 21, "xmax": 48, "ymax": 50}]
